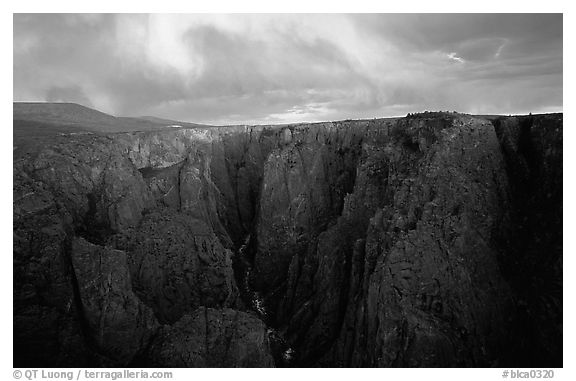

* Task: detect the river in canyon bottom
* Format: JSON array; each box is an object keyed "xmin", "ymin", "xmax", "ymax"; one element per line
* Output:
[{"xmin": 233, "ymin": 235, "xmax": 296, "ymax": 367}]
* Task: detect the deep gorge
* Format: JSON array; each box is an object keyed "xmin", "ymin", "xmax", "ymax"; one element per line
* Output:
[{"xmin": 13, "ymin": 113, "xmax": 562, "ymax": 367}]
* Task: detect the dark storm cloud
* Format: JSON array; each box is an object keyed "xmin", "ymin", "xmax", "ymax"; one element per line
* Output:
[
  {"xmin": 355, "ymin": 14, "xmax": 561, "ymax": 57},
  {"xmin": 13, "ymin": 14, "xmax": 562, "ymax": 124},
  {"xmin": 183, "ymin": 24, "xmax": 363, "ymax": 96}
]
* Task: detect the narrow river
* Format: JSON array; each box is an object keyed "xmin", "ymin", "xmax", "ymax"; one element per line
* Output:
[{"xmin": 233, "ymin": 234, "xmax": 295, "ymax": 367}]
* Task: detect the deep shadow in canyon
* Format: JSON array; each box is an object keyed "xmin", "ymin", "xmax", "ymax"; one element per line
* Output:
[{"xmin": 13, "ymin": 112, "xmax": 562, "ymax": 367}]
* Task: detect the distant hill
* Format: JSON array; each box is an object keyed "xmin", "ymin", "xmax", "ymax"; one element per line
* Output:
[
  {"xmin": 130, "ymin": 115, "xmax": 207, "ymax": 129},
  {"xmin": 14, "ymin": 102, "xmax": 122, "ymax": 131},
  {"xmin": 13, "ymin": 102, "xmax": 215, "ymax": 156},
  {"xmin": 13, "ymin": 102, "xmax": 212, "ymax": 136}
]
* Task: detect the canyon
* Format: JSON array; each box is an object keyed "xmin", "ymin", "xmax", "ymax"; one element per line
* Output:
[{"xmin": 13, "ymin": 111, "xmax": 562, "ymax": 367}]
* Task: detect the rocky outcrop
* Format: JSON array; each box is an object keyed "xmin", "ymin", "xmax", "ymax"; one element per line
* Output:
[
  {"xmin": 115, "ymin": 126, "xmax": 277, "ymax": 248},
  {"xmin": 315, "ymin": 117, "xmax": 515, "ymax": 366},
  {"xmin": 13, "ymin": 173, "xmax": 90, "ymax": 366},
  {"xmin": 13, "ymin": 132, "xmax": 272, "ymax": 366},
  {"xmin": 13, "ymin": 135, "xmax": 155, "ymax": 366},
  {"xmin": 249, "ymin": 116, "xmax": 519, "ymax": 366},
  {"xmin": 113, "ymin": 209, "xmax": 239, "ymax": 324},
  {"xmin": 145, "ymin": 307, "xmax": 275, "ymax": 367},
  {"xmin": 70, "ymin": 237, "xmax": 159, "ymax": 364},
  {"xmin": 13, "ymin": 113, "xmax": 562, "ymax": 367}
]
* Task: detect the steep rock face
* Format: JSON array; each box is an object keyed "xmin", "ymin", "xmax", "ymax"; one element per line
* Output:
[
  {"xmin": 215, "ymin": 127, "xmax": 276, "ymax": 245},
  {"xmin": 13, "ymin": 131, "xmax": 274, "ymax": 367},
  {"xmin": 70, "ymin": 237, "xmax": 159, "ymax": 364},
  {"xmin": 139, "ymin": 162, "xmax": 182, "ymax": 209},
  {"xmin": 319, "ymin": 117, "xmax": 515, "ymax": 367},
  {"xmin": 13, "ymin": 175, "xmax": 90, "ymax": 366},
  {"xmin": 493, "ymin": 115, "xmax": 563, "ymax": 366},
  {"xmin": 113, "ymin": 210, "xmax": 239, "ymax": 324},
  {"xmin": 23, "ymin": 136, "xmax": 153, "ymax": 236},
  {"xmin": 116, "ymin": 126, "xmax": 278, "ymax": 248},
  {"xmin": 146, "ymin": 307, "xmax": 275, "ymax": 367},
  {"xmin": 13, "ymin": 135, "xmax": 155, "ymax": 366},
  {"xmin": 253, "ymin": 116, "xmax": 518, "ymax": 366},
  {"xmin": 254, "ymin": 122, "xmax": 364, "ymax": 305},
  {"xmin": 118, "ymin": 129, "xmax": 234, "ymax": 247}
]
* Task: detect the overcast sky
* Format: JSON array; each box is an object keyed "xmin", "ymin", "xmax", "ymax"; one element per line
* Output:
[{"xmin": 13, "ymin": 14, "xmax": 562, "ymax": 125}]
